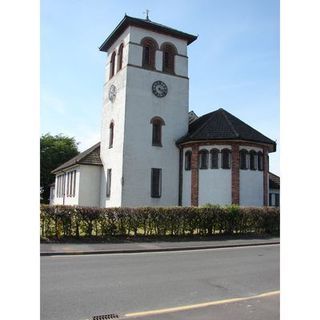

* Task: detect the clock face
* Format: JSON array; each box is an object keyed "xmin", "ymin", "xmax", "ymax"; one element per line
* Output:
[
  {"xmin": 152, "ymin": 81, "xmax": 168, "ymax": 98},
  {"xmin": 108, "ymin": 85, "xmax": 117, "ymax": 102}
]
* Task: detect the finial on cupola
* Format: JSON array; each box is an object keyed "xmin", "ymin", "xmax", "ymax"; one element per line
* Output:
[{"xmin": 143, "ymin": 9, "xmax": 150, "ymax": 21}]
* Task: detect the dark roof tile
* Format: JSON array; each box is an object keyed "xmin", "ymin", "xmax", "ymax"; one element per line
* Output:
[
  {"xmin": 51, "ymin": 142, "xmax": 102, "ymax": 174},
  {"xmin": 177, "ymin": 108, "xmax": 276, "ymax": 151},
  {"xmin": 99, "ymin": 15, "xmax": 197, "ymax": 52}
]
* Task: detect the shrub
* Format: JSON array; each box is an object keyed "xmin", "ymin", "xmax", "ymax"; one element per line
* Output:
[{"xmin": 40, "ymin": 204, "xmax": 280, "ymax": 239}]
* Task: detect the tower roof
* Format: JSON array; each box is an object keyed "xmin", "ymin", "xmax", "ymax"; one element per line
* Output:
[
  {"xmin": 177, "ymin": 108, "xmax": 276, "ymax": 152},
  {"xmin": 99, "ymin": 15, "xmax": 198, "ymax": 52}
]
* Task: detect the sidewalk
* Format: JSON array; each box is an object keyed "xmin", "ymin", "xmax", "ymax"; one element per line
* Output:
[{"xmin": 40, "ymin": 237, "xmax": 280, "ymax": 256}]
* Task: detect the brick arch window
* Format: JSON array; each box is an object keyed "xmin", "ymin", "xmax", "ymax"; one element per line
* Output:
[
  {"xmin": 141, "ymin": 37, "xmax": 158, "ymax": 69},
  {"xmin": 185, "ymin": 150, "xmax": 192, "ymax": 171},
  {"xmin": 221, "ymin": 148, "xmax": 231, "ymax": 169},
  {"xmin": 199, "ymin": 149, "xmax": 209, "ymax": 169},
  {"xmin": 240, "ymin": 149, "xmax": 248, "ymax": 170},
  {"xmin": 150, "ymin": 116, "xmax": 165, "ymax": 146},
  {"xmin": 249, "ymin": 150, "xmax": 257, "ymax": 170},
  {"xmin": 109, "ymin": 51, "xmax": 116, "ymax": 79},
  {"xmin": 210, "ymin": 149, "xmax": 219, "ymax": 169},
  {"xmin": 161, "ymin": 42, "xmax": 177, "ymax": 74},
  {"xmin": 117, "ymin": 43, "xmax": 124, "ymax": 72},
  {"xmin": 258, "ymin": 151, "xmax": 264, "ymax": 171},
  {"xmin": 109, "ymin": 121, "xmax": 114, "ymax": 148}
]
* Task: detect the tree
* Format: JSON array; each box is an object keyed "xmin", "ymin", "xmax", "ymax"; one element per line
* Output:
[{"xmin": 40, "ymin": 133, "xmax": 79, "ymax": 203}]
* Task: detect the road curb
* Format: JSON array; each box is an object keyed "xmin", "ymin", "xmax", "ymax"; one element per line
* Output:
[{"xmin": 40, "ymin": 241, "xmax": 280, "ymax": 256}]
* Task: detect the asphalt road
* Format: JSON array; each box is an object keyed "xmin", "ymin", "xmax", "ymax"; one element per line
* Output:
[
  {"xmin": 41, "ymin": 244, "xmax": 279, "ymax": 320},
  {"xmin": 129, "ymin": 293, "xmax": 280, "ymax": 320}
]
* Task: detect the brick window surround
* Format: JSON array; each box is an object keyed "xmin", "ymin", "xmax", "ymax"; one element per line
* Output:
[
  {"xmin": 231, "ymin": 144, "xmax": 240, "ymax": 204},
  {"xmin": 263, "ymin": 147, "xmax": 269, "ymax": 206},
  {"xmin": 199, "ymin": 149, "xmax": 209, "ymax": 169},
  {"xmin": 185, "ymin": 150, "xmax": 192, "ymax": 170},
  {"xmin": 183, "ymin": 141, "xmax": 271, "ymax": 207},
  {"xmin": 141, "ymin": 37, "xmax": 158, "ymax": 70},
  {"xmin": 210, "ymin": 149, "xmax": 219, "ymax": 169},
  {"xmin": 161, "ymin": 42, "xmax": 177, "ymax": 74},
  {"xmin": 117, "ymin": 43, "xmax": 124, "ymax": 72},
  {"xmin": 190, "ymin": 145, "xmax": 199, "ymax": 206},
  {"xmin": 109, "ymin": 51, "xmax": 116, "ymax": 79},
  {"xmin": 150, "ymin": 116, "xmax": 165, "ymax": 147}
]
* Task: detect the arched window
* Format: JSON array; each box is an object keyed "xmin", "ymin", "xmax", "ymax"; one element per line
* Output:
[
  {"xmin": 240, "ymin": 149, "xmax": 248, "ymax": 170},
  {"xmin": 109, "ymin": 122, "xmax": 114, "ymax": 148},
  {"xmin": 249, "ymin": 150, "xmax": 257, "ymax": 170},
  {"xmin": 117, "ymin": 43, "xmax": 124, "ymax": 72},
  {"xmin": 109, "ymin": 51, "xmax": 116, "ymax": 79},
  {"xmin": 199, "ymin": 149, "xmax": 209, "ymax": 169},
  {"xmin": 185, "ymin": 151, "xmax": 192, "ymax": 171},
  {"xmin": 161, "ymin": 42, "xmax": 177, "ymax": 74},
  {"xmin": 141, "ymin": 37, "xmax": 158, "ymax": 69},
  {"xmin": 150, "ymin": 117, "xmax": 165, "ymax": 146},
  {"xmin": 258, "ymin": 151, "xmax": 264, "ymax": 171},
  {"xmin": 210, "ymin": 149, "xmax": 219, "ymax": 169},
  {"xmin": 221, "ymin": 149, "xmax": 231, "ymax": 169}
]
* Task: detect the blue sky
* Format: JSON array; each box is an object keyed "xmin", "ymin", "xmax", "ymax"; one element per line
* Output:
[{"xmin": 41, "ymin": 0, "xmax": 279, "ymax": 174}]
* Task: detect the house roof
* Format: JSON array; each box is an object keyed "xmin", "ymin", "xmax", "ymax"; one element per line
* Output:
[
  {"xmin": 99, "ymin": 15, "xmax": 198, "ymax": 52},
  {"xmin": 269, "ymin": 172, "xmax": 280, "ymax": 189},
  {"xmin": 51, "ymin": 142, "xmax": 102, "ymax": 174},
  {"xmin": 177, "ymin": 108, "xmax": 276, "ymax": 152}
]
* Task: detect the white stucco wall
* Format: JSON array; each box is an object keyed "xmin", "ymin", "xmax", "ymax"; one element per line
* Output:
[
  {"xmin": 127, "ymin": 43, "xmax": 143, "ymax": 67},
  {"xmin": 129, "ymin": 26, "xmax": 188, "ymax": 56},
  {"xmin": 100, "ymin": 71, "xmax": 126, "ymax": 207},
  {"xmin": 53, "ymin": 165, "xmax": 102, "ymax": 207},
  {"xmin": 100, "ymin": 29, "xmax": 130, "ymax": 207},
  {"xmin": 99, "ymin": 168, "xmax": 107, "ymax": 208},
  {"xmin": 120, "ymin": 28, "xmax": 189, "ymax": 207},
  {"xmin": 104, "ymin": 28, "xmax": 130, "ymax": 86},
  {"xmin": 175, "ymin": 55, "xmax": 188, "ymax": 77},
  {"xmin": 239, "ymin": 146, "xmax": 264, "ymax": 206},
  {"xmin": 78, "ymin": 165, "xmax": 102, "ymax": 207},
  {"xmin": 240, "ymin": 170, "xmax": 264, "ymax": 206},
  {"xmin": 127, "ymin": 26, "xmax": 189, "ymax": 78},
  {"xmin": 99, "ymin": 24, "xmax": 192, "ymax": 207},
  {"xmin": 121, "ymin": 68, "xmax": 188, "ymax": 207},
  {"xmin": 197, "ymin": 145, "xmax": 232, "ymax": 206},
  {"xmin": 53, "ymin": 174, "xmax": 64, "ymax": 205}
]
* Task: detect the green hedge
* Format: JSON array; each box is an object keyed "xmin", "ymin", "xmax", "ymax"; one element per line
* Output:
[{"xmin": 40, "ymin": 204, "xmax": 280, "ymax": 239}]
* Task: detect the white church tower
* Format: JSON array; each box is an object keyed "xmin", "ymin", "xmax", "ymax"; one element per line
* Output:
[{"xmin": 98, "ymin": 15, "xmax": 197, "ymax": 207}]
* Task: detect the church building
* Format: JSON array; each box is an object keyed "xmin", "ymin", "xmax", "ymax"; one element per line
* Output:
[{"xmin": 51, "ymin": 15, "xmax": 277, "ymax": 208}]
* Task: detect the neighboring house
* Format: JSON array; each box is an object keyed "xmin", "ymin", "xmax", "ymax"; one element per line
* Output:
[
  {"xmin": 269, "ymin": 172, "xmax": 280, "ymax": 207},
  {"xmin": 51, "ymin": 15, "xmax": 278, "ymax": 208}
]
